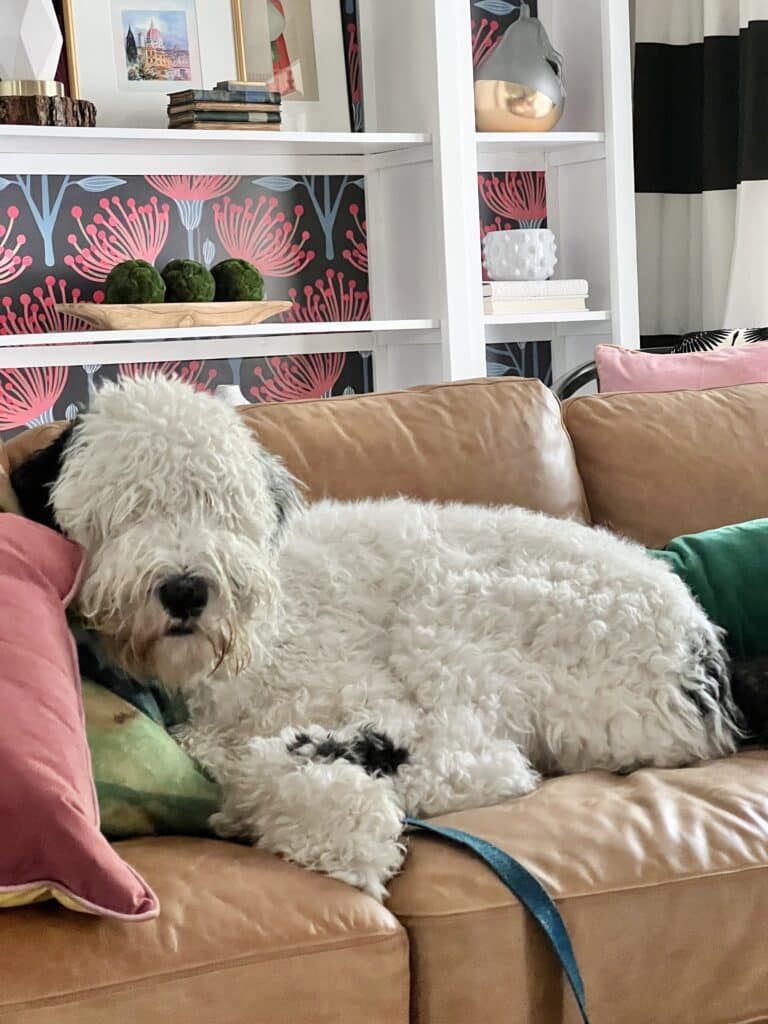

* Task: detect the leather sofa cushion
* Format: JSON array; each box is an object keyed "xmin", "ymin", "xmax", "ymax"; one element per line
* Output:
[
  {"xmin": 238, "ymin": 378, "xmax": 589, "ymax": 521},
  {"xmin": 5, "ymin": 379, "xmax": 588, "ymax": 524},
  {"xmin": 388, "ymin": 751, "xmax": 768, "ymax": 1024},
  {"xmin": 0, "ymin": 837, "xmax": 409, "ymax": 1024},
  {"xmin": 564, "ymin": 383, "xmax": 768, "ymax": 547}
]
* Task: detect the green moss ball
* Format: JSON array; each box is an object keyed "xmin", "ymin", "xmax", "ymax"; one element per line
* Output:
[
  {"xmin": 104, "ymin": 259, "xmax": 166, "ymax": 304},
  {"xmin": 211, "ymin": 258, "xmax": 265, "ymax": 301},
  {"xmin": 161, "ymin": 258, "xmax": 216, "ymax": 302}
]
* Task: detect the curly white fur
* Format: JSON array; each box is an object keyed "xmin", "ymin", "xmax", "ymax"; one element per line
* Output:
[{"xmin": 52, "ymin": 377, "xmax": 738, "ymax": 900}]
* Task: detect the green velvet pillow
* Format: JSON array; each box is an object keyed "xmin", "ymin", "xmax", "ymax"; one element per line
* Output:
[
  {"xmin": 82, "ymin": 678, "xmax": 221, "ymax": 839},
  {"xmin": 648, "ymin": 518, "xmax": 768, "ymax": 661}
]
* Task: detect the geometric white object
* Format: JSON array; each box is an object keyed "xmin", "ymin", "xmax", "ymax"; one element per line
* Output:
[
  {"xmin": 482, "ymin": 229, "xmax": 558, "ymax": 282},
  {"xmin": 0, "ymin": 0, "xmax": 63, "ymax": 81}
]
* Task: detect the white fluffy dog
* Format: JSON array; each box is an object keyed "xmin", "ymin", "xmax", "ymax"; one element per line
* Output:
[{"xmin": 12, "ymin": 376, "xmax": 739, "ymax": 898}]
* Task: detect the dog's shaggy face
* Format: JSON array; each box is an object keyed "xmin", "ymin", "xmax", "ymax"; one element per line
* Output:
[{"xmin": 45, "ymin": 377, "xmax": 299, "ymax": 688}]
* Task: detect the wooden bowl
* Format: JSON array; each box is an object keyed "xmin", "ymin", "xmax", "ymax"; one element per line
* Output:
[{"xmin": 54, "ymin": 300, "xmax": 293, "ymax": 331}]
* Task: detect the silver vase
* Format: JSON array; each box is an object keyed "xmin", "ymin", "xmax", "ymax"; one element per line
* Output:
[{"xmin": 474, "ymin": 3, "xmax": 566, "ymax": 133}]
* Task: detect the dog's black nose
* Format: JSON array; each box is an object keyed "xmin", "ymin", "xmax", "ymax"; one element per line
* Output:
[{"xmin": 158, "ymin": 574, "xmax": 208, "ymax": 620}]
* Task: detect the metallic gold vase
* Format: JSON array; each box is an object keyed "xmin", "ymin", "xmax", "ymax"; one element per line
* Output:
[{"xmin": 474, "ymin": 3, "xmax": 566, "ymax": 133}]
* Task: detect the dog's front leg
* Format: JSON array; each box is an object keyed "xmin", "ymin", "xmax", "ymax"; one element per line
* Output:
[{"xmin": 210, "ymin": 733, "xmax": 406, "ymax": 900}]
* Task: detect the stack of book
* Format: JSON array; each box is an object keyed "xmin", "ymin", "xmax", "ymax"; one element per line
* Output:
[
  {"xmin": 167, "ymin": 80, "xmax": 282, "ymax": 131},
  {"xmin": 483, "ymin": 279, "xmax": 589, "ymax": 315}
]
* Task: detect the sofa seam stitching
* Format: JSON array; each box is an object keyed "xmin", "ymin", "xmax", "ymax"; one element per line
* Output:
[{"xmin": 392, "ymin": 858, "xmax": 768, "ymax": 921}]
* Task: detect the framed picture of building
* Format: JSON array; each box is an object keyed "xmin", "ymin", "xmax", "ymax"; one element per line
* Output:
[{"xmin": 61, "ymin": 0, "xmax": 239, "ymax": 127}]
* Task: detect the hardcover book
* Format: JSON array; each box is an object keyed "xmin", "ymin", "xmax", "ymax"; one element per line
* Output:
[{"xmin": 168, "ymin": 88, "xmax": 282, "ymax": 106}]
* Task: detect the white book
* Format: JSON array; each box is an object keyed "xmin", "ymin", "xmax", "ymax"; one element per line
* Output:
[
  {"xmin": 482, "ymin": 279, "xmax": 589, "ymax": 298},
  {"xmin": 484, "ymin": 296, "xmax": 587, "ymax": 314}
]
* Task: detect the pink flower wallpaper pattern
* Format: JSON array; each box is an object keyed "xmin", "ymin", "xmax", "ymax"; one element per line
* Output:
[{"xmin": 0, "ymin": 172, "xmax": 371, "ymax": 439}]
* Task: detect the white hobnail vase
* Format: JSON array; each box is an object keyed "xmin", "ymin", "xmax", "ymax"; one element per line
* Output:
[{"xmin": 483, "ymin": 228, "xmax": 558, "ymax": 281}]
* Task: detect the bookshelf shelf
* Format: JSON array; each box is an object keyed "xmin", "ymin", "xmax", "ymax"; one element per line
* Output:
[
  {"xmin": 0, "ymin": 126, "xmax": 433, "ymax": 175},
  {"xmin": 0, "ymin": 319, "xmax": 440, "ymax": 369}
]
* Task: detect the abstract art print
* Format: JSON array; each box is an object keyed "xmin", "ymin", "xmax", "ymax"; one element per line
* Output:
[
  {"xmin": 233, "ymin": 0, "xmax": 348, "ymax": 130},
  {"xmin": 267, "ymin": 0, "xmax": 319, "ymax": 100},
  {"xmin": 118, "ymin": 6, "xmax": 199, "ymax": 84}
]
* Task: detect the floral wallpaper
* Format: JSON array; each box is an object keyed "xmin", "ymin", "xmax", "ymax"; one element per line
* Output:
[{"xmin": 0, "ymin": 172, "xmax": 370, "ymax": 439}]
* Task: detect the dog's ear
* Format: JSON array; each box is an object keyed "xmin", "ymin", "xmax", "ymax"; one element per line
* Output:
[
  {"xmin": 262, "ymin": 450, "xmax": 303, "ymax": 542},
  {"xmin": 9, "ymin": 425, "xmax": 74, "ymax": 532}
]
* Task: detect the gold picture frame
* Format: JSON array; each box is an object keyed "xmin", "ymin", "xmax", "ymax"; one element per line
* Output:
[
  {"xmin": 229, "ymin": 0, "xmax": 273, "ymax": 83},
  {"xmin": 56, "ymin": 0, "xmax": 240, "ymax": 127},
  {"xmin": 59, "ymin": 0, "xmax": 81, "ymax": 99}
]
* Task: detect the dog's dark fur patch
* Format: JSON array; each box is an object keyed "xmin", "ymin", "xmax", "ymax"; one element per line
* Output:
[
  {"xmin": 9, "ymin": 426, "xmax": 73, "ymax": 532},
  {"xmin": 288, "ymin": 726, "xmax": 409, "ymax": 777},
  {"xmin": 350, "ymin": 726, "xmax": 410, "ymax": 776},
  {"xmin": 730, "ymin": 658, "xmax": 768, "ymax": 743}
]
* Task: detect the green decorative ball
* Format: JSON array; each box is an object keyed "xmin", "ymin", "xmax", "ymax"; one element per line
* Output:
[
  {"xmin": 211, "ymin": 258, "xmax": 265, "ymax": 301},
  {"xmin": 104, "ymin": 259, "xmax": 165, "ymax": 304},
  {"xmin": 161, "ymin": 258, "xmax": 216, "ymax": 302}
]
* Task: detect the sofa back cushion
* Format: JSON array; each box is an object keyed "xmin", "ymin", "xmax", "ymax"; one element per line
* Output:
[
  {"xmin": 3, "ymin": 379, "xmax": 587, "ymax": 523},
  {"xmin": 238, "ymin": 378, "xmax": 589, "ymax": 521},
  {"xmin": 564, "ymin": 383, "xmax": 768, "ymax": 547}
]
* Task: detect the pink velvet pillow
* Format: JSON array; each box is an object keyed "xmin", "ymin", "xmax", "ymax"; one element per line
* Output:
[
  {"xmin": 595, "ymin": 342, "xmax": 768, "ymax": 393},
  {"xmin": 0, "ymin": 515, "xmax": 158, "ymax": 920}
]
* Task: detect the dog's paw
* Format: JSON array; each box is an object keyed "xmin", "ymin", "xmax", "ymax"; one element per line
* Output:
[{"xmin": 257, "ymin": 757, "xmax": 406, "ymax": 899}]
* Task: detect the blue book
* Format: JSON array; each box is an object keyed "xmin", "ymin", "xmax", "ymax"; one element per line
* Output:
[{"xmin": 168, "ymin": 87, "xmax": 281, "ymax": 106}]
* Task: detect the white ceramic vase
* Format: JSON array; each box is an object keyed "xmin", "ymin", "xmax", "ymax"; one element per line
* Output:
[
  {"xmin": 0, "ymin": 0, "xmax": 63, "ymax": 82},
  {"xmin": 483, "ymin": 228, "xmax": 558, "ymax": 281}
]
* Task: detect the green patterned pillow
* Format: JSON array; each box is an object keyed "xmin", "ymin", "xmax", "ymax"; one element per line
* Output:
[{"xmin": 81, "ymin": 678, "xmax": 221, "ymax": 839}]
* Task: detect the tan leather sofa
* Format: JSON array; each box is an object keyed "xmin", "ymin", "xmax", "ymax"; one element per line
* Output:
[{"xmin": 2, "ymin": 376, "xmax": 768, "ymax": 1024}]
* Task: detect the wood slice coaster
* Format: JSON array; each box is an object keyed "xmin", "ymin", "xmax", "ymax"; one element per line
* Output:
[{"xmin": 0, "ymin": 96, "xmax": 97, "ymax": 127}]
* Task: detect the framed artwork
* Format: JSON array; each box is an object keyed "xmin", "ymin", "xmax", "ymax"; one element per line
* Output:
[
  {"xmin": 60, "ymin": 0, "xmax": 239, "ymax": 127},
  {"xmin": 232, "ymin": 0, "xmax": 349, "ymax": 131}
]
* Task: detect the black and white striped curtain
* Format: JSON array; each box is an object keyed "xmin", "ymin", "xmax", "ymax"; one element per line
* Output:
[{"xmin": 633, "ymin": 1, "xmax": 768, "ymax": 344}]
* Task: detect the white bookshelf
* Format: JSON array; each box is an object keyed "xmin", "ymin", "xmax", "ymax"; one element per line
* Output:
[
  {"xmin": 1, "ymin": 0, "xmax": 638, "ymax": 388},
  {"xmin": 359, "ymin": 0, "xmax": 638, "ymax": 385}
]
